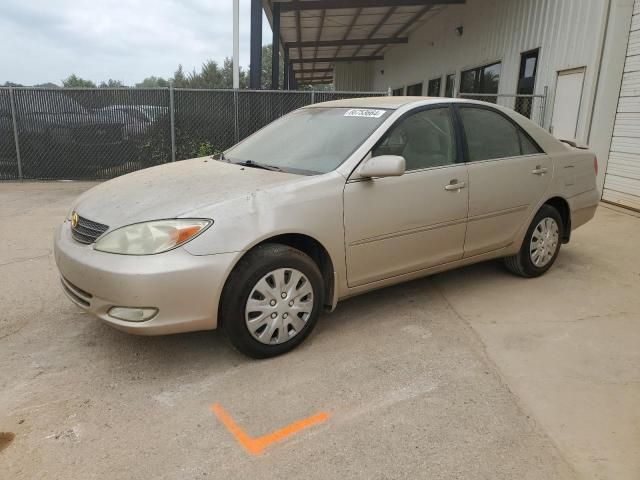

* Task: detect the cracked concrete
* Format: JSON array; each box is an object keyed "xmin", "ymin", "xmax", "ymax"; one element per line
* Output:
[{"xmin": 0, "ymin": 182, "xmax": 638, "ymax": 479}]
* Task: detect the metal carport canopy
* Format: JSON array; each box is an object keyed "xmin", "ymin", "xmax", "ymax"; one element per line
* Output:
[{"xmin": 261, "ymin": 0, "xmax": 466, "ymax": 86}]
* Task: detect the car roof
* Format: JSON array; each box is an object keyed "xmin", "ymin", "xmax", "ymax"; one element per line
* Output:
[{"xmin": 304, "ymin": 96, "xmax": 452, "ymax": 110}]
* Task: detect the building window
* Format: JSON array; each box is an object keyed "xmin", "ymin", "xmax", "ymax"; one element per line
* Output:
[
  {"xmin": 445, "ymin": 74, "xmax": 456, "ymax": 97},
  {"xmin": 460, "ymin": 62, "xmax": 502, "ymax": 103},
  {"xmin": 427, "ymin": 77, "xmax": 442, "ymax": 97},
  {"xmin": 406, "ymin": 82, "xmax": 423, "ymax": 96},
  {"xmin": 392, "ymin": 87, "xmax": 404, "ymax": 96},
  {"xmin": 516, "ymin": 49, "xmax": 539, "ymax": 118}
]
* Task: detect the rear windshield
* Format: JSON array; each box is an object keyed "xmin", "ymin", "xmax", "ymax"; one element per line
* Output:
[{"xmin": 225, "ymin": 107, "xmax": 390, "ymax": 174}]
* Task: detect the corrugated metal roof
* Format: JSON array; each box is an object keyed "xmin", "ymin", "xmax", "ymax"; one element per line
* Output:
[{"xmin": 263, "ymin": 1, "xmax": 463, "ymax": 85}]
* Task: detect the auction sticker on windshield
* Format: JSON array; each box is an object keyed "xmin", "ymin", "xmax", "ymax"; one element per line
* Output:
[{"xmin": 344, "ymin": 109, "xmax": 386, "ymax": 118}]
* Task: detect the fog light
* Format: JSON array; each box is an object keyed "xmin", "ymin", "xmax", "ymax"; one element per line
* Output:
[{"xmin": 108, "ymin": 307, "xmax": 158, "ymax": 322}]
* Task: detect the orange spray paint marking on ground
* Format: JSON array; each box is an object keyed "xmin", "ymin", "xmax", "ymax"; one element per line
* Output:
[{"xmin": 210, "ymin": 403, "xmax": 329, "ymax": 455}]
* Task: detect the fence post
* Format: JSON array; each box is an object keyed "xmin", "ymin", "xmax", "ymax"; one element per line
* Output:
[
  {"xmin": 8, "ymin": 86, "xmax": 23, "ymax": 180},
  {"xmin": 169, "ymin": 83, "xmax": 177, "ymax": 162},
  {"xmin": 234, "ymin": 90, "xmax": 240, "ymax": 144},
  {"xmin": 540, "ymin": 85, "xmax": 549, "ymax": 129},
  {"xmin": 311, "ymin": 90, "xmax": 315, "ymax": 104},
  {"xmin": 387, "ymin": 87, "xmax": 392, "ymax": 96}
]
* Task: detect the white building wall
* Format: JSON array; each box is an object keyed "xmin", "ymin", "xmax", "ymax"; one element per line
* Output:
[
  {"xmin": 588, "ymin": 0, "xmax": 635, "ymax": 193},
  {"xmin": 370, "ymin": 0, "xmax": 609, "ymax": 142},
  {"xmin": 334, "ymin": 62, "xmax": 376, "ymax": 92}
]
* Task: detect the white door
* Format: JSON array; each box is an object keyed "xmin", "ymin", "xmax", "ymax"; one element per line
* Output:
[
  {"xmin": 550, "ymin": 68, "xmax": 586, "ymax": 140},
  {"xmin": 603, "ymin": 1, "xmax": 640, "ymax": 211}
]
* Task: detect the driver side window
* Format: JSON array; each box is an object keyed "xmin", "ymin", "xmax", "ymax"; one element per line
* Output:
[{"xmin": 373, "ymin": 107, "xmax": 457, "ymax": 171}]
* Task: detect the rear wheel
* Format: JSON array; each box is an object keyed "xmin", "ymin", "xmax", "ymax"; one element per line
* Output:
[
  {"xmin": 504, "ymin": 204, "xmax": 563, "ymax": 278},
  {"xmin": 220, "ymin": 243, "xmax": 324, "ymax": 359}
]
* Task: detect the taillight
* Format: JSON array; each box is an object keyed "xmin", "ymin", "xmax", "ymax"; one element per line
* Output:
[{"xmin": 594, "ymin": 156, "xmax": 598, "ymax": 176}]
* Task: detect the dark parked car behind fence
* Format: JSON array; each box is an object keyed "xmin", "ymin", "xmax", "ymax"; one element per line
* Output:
[{"xmin": 0, "ymin": 87, "xmax": 387, "ymax": 180}]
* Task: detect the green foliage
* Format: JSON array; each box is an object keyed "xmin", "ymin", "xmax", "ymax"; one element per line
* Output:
[
  {"xmin": 259, "ymin": 44, "xmax": 284, "ymax": 89},
  {"xmin": 170, "ymin": 59, "xmax": 248, "ymax": 89},
  {"xmin": 197, "ymin": 142, "xmax": 221, "ymax": 157},
  {"xmin": 135, "ymin": 76, "xmax": 170, "ymax": 88},
  {"xmin": 297, "ymin": 83, "xmax": 334, "ymax": 91},
  {"xmin": 99, "ymin": 79, "xmax": 126, "ymax": 88},
  {"xmin": 62, "ymin": 74, "xmax": 97, "ymax": 88}
]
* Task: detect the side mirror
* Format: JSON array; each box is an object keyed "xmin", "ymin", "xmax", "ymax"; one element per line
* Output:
[{"xmin": 358, "ymin": 155, "xmax": 406, "ymax": 178}]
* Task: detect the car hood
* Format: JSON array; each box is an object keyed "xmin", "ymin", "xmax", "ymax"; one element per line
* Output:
[{"xmin": 73, "ymin": 158, "xmax": 303, "ymax": 228}]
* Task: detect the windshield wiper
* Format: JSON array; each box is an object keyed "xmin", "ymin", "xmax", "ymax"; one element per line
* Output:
[{"xmin": 234, "ymin": 160, "xmax": 283, "ymax": 172}]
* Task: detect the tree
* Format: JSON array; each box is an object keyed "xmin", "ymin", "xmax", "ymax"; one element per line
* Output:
[
  {"xmin": 99, "ymin": 79, "xmax": 126, "ymax": 88},
  {"xmin": 2, "ymin": 81, "xmax": 24, "ymax": 87},
  {"xmin": 168, "ymin": 59, "xmax": 247, "ymax": 89},
  {"xmin": 172, "ymin": 64, "xmax": 188, "ymax": 88},
  {"xmin": 135, "ymin": 76, "xmax": 170, "ymax": 88},
  {"xmin": 62, "ymin": 74, "xmax": 96, "ymax": 88},
  {"xmin": 259, "ymin": 44, "xmax": 284, "ymax": 89},
  {"xmin": 221, "ymin": 57, "xmax": 248, "ymax": 89}
]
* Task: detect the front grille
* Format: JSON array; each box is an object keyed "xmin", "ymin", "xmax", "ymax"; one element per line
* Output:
[{"xmin": 71, "ymin": 215, "xmax": 109, "ymax": 244}]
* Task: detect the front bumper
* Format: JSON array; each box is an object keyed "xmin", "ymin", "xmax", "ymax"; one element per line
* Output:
[{"xmin": 54, "ymin": 222, "xmax": 240, "ymax": 335}]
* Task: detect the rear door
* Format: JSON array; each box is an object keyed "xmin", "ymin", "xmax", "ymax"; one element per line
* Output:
[{"xmin": 456, "ymin": 105, "xmax": 552, "ymax": 257}]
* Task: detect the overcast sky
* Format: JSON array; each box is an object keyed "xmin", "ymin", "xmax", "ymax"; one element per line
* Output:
[{"xmin": 0, "ymin": 0, "xmax": 272, "ymax": 86}]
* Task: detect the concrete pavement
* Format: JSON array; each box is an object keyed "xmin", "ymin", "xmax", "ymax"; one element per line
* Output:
[{"xmin": 0, "ymin": 182, "xmax": 637, "ymax": 479}]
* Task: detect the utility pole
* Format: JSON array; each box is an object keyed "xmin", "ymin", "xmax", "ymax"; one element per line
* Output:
[{"xmin": 233, "ymin": 0, "xmax": 240, "ymax": 89}]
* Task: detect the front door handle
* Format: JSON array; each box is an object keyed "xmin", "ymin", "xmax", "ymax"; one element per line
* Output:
[
  {"xmin": 532, "ymin": 166, "xmax": 548, "ymax": 175},
  {"xmin": 445, "ymin": 180, "xmax": 466, "ymax": 191}
]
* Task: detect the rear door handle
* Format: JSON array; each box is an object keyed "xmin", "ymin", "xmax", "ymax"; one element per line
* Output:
[
  {"xmin": 532, "ymin": 166, "xmax": 548, "ymax": 175},
  {"xmin": 445, "ymin": 181, "xmax": 466, "ymax": 191}
]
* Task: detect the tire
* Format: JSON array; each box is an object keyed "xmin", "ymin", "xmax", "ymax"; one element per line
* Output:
[
  {"xmin": 503, "ymin": 204, "xmax": 564, "ymax": 278},
  {"xmin": 220, "ymin": 243, "xmax": 324, "ymax": 359}
]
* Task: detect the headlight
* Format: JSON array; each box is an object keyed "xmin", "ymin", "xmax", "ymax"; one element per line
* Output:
[{"xmin": 94, "ymin": 219, "xmax": 212, "ymax": 255}]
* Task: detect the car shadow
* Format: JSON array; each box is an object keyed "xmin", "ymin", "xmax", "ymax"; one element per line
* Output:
[{"xmin": 78, "ymin": 259, "xmax": 508, "ymax": 379}]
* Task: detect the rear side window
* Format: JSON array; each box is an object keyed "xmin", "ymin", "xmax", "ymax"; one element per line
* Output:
[
  {"xmin": 519, "ymin": 130, "xmax": 541, "ymax": 155},
  {"xmin": 459, "ymin": 107, "xmax": 542, "ymax": 161}
]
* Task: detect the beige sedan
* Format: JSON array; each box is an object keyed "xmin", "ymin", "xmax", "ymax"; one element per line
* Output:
[{"xmin": 54, "ymin": 97, "xmax": 599, "ymax": 358}]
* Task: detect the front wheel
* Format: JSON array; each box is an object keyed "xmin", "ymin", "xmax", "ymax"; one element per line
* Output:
[
  {"xmin": 220, "ymin": 244, "xmax": 324, "ymax": 359},
  {"xmin": 504, "ymin": 204, "xmax": 563, "ymax": 278}
]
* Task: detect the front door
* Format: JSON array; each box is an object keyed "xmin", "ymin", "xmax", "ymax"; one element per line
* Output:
[
  {"xmin": 457, "ymin": 105, "xmax": 552, "ymax": 257},
  {"xmin": 344, "ymin": 106, "xmax": 469, "ymax": 287}
]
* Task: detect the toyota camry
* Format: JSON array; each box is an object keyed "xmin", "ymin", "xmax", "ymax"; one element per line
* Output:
[{"xmin": 54, "ymin": 97, "xmax": 599, "ymax": 358}]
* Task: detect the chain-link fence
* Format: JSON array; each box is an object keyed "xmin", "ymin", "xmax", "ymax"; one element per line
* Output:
[
  {"xmin": 0, "ymin": 89, "xmax": 19, "ymax": 180},
  {"xmin": 0, "ymin": 87, "xmax": 386, "ymax": 180},
  {"xmin": 458, "ymin": 92, "xmax": 548, "ymax": 127}
]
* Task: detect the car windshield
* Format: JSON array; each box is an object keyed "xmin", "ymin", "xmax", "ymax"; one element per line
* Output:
[{"xmin": 225, "ymin": 107, "xmax": 390, "ymax": 174}]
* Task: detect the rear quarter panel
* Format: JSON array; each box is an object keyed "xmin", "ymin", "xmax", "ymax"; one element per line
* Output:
[{"xmin": 549, "ymin": 147, "xmax": 599, "ymax": 229}]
